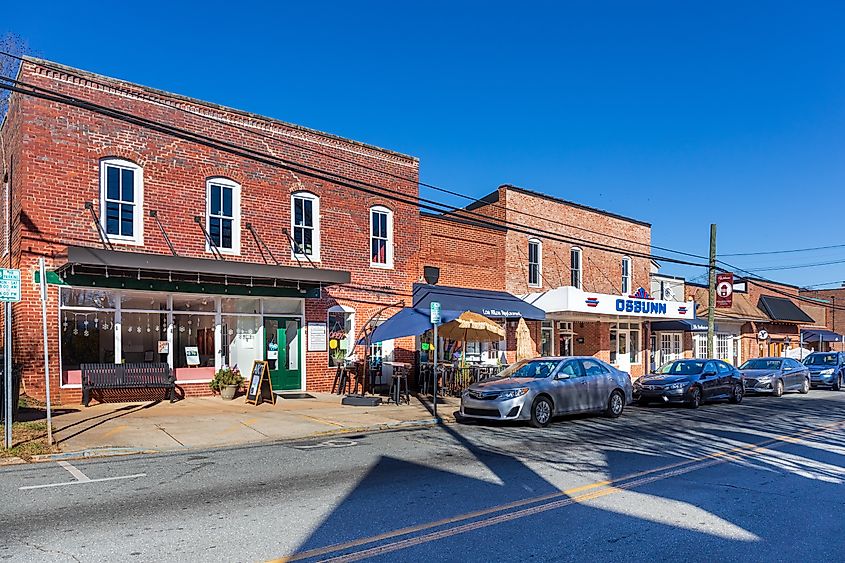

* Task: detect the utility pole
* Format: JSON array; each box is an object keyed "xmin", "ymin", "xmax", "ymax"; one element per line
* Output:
[{"xmin": 707, "ymin": 224, "xmax": 717, "ymax": 358}]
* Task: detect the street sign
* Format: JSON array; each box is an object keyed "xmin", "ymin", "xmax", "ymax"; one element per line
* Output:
[
  {"xmin": 757, "ymin": 329, "xmax": 769, "ymax": 341},
  {"xmin": 0, "ymin": 269, "xmax": 21, "ymax": 303},
  {"xmin": 715, "ymin": 272, "xmax": 733, "ymax": 308},
  {"xmin": 430, "ymin": 301, "xmax": 441, "ymax": 324}
]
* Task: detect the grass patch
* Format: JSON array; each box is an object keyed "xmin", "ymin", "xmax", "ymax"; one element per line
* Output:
[{"xmin": 0, "ymin": 421, "xmax": 58, "ymax": 460}]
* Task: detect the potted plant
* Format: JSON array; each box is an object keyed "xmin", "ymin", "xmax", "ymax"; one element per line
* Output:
[{"xmin": 210, "ymin": 366, "xmax": 244, "ymax": 400}]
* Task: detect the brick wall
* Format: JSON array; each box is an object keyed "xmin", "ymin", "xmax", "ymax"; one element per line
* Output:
[{"xmin": 2, "ymin": 59, "xmax": 421, "ymax": 403}]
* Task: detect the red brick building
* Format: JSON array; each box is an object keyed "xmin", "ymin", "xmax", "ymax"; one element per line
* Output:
[{"xmin": 1, "ymin": 58, "xmax": 420, "ymax": 403}]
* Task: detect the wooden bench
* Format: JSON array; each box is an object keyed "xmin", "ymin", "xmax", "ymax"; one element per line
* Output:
[{"xmin": 80, "ymin": 363, "xmax": 176, "ymax": 407}]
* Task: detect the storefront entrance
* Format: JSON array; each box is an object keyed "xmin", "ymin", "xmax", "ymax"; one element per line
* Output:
[{"xmin": 264, "ymin": 317, "xmax": 302, "ymax": 391}]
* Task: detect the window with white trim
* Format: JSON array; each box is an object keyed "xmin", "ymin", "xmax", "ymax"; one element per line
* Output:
[
  {"xmin": 206, "ymin": 178, "xmax": 240, "ymax": 254},
  {"xmin": 570, "ymin": 247, "xmax": 582, "ymax": 289},
  {"xmin": 660, "ymin": 332, "xmax": 683, "ymax": 363},
  {"xmin": 716, "ymin": 333, "xmax": 730, "ymax": 361},
  {"xmin": 528, "ymin": 238, "xmax": 541, "ymax": 287},
  {"xmin": 694, "ymin": 334, "xmax": 708, "ymax": 358},
  {"xmin": 100, "ymin": 158, "xmax": 143, "ymax": 244},
  {"xmin": 621, "ymin": 256, "xmax": 632, "ymax": 294},
  {"xmin": 370, "ymin": 206, "xmax": 394, "ymax": 268},
  {"xmin": 291, "ymin": 192, "xmax": 320, "ymax": 260}
]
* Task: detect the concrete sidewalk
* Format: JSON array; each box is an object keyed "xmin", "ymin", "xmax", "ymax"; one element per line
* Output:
[{"xmin": 49, "ymin": 393, "xmax": 457, "ymax": 455}]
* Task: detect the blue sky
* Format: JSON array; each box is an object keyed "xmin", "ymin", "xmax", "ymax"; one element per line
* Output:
[{"xmin": 5, "ymin": 1, "xmax": 845, "ymax": 288}]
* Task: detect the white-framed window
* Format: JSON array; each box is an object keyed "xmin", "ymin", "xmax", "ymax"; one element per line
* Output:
[
  {"xmin": 610, "ymin": 322, "xmax": 641, "ymax": 365},
  {"xmin": 570, "ymin": 247, "xmax": 582, "ymax": 289},
  {"xmin": 716, "ymin": 333, "xmax": 730, "ymax": 361},
  {"xmin": 370, "ymin": 205, "xmax": 394, "ymax": 268},
  {"xmin": 621, "ymin": 256, "xmax": 632, "ymax": 294},
  {"xmin": 100, "ymin": 158, "xmax": 143, "ymax": 245},
  {"xmin": 291, "ymin": 192, "xmax": 320, "ymax": 261},
  {"xmin": 528, "ymin": 238, "xmax": 542, "ymax": 287},
  {"xmin": 659, "ymin": 332, "xmax": 683, "ymax": 363},
  {"xmin": 206, "ymin": 177, "xmax": 240, "ymax": 254},
  {"xmin": 694, "ymin": 333, "xmax": 708, "ymax": 358}
]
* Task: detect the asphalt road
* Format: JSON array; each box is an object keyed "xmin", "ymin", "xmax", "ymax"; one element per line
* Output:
[{"xmin": 2, "ymin": 389, "xmax": 845, "ymax": 562}]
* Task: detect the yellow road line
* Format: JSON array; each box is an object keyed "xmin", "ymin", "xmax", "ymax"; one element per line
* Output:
[{"xmin": 270, "ymin": 419, "xmax": 845, "ymax": 563}]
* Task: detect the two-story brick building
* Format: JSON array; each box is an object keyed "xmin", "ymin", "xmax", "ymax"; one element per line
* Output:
[{"xmin": 1, "ymin": 57, "xmax": 420, "ymax": 403}]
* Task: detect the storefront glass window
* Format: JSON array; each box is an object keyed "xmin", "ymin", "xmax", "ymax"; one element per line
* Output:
[
  {"xmin": 222, "ymin": 297, "xmax": 260, "ymax": 314},
  {"xmin": 121, "ymin": 291, "xmax": 167, "ymax": 311},
  {"xmin": 121, "ymin": 311, "xmax": 167, "ymax": 363},
  {"xmin": 263, "ymin": 298, "xmax": 302, "ymax": 315},
  {"xmin": 173, "ymin": 312, "xmax": 215, "ymax": 369},
  {"xmin": 328, "ymin": 310, "xmax": 353, "ymax": 367},
  {"xmin": 541, "ymin": 321, "xmax": 553, "ymax": 356},
  {"xmin": 61, "ymin": 288, "xmax": 116, "ymax": 309},
  {"xmin": 222, "ymin": 315, "xmax": 261, "ymax": 370},
  {"xmin": 173, "ymin": 295, "xmax": 216, "ymax": 312},
  {"xmin": 60, "ymin": 310, "xmax": 116, "ymax": 385},
  {"xmin": 610, "ymin": 322, "xmax": 641, "ymax": 365}
]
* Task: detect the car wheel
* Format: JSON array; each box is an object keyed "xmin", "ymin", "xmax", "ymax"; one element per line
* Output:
[
  {"xmin": 729, "ymin": 383, "xmax": 744, "ymax": 404},
  {"xmin": 687, "ymin": 386, "xmax": 702, "ymax": 409},
  {"xmin": 530, "ymin": 396, "xmax": 553, "ymax": 428},
  {"xmin": 637, "ymin": 397, "xmax": 650, "ymax": 407},
  {"xmin": 606, "ymin": 390, "xmax": 625, "ymax": 418},
  {"xmin": 773, "ymin": 379, "xmax": 784, "ymax": 397},
  {"xmin": 799, "ymin": 377, "xmax": 810, "ymax": 395},
  {"xmin": 834, "ymin": 375, "xmax": 842, "ymax": 392}
]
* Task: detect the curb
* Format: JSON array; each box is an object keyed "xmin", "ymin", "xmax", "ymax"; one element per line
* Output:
[
  {"xmin": 0, "ymin": 456, "xmax": 26, "ymax": 466},
  {"xmin": 22, "ymin": 416, "xmax": 455, "ymax": 464}
]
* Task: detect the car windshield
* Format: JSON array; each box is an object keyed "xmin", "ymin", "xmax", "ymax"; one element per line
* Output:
[
  {"xmin": 657, "ymin": 360, "xmax": 706, "ymax": 375},
  {"xmin": 804, "ymin": 354, "xmax": 837, "ymax": 366},
  {"xmin": 496, "ymin": 359, "xmax": 561, "ymax": 379},
  {"xmin": 740, "ymin": 359, "xmax": 782, "ymax": 370}
]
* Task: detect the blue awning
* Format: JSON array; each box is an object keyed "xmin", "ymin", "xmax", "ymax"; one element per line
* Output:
[
  {"xmin": 360, "ymin": 307, "xmax": 463, "ymax": 344},
  {"xmin": 801, "ymin": 329, "xmax": 844, "ymax": 343},
  {"xmin": 650, "ymin": 319, "xmax": 708, "ymax": 332},
  {"xmin": 412, "ymin": 283, "xmax": 546, "ymax": 320}
]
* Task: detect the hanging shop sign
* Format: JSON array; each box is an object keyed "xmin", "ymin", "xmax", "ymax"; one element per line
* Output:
[
  {"xmin": 245, "ymin": 360, "xmax": 275, "ymax": 406},
  {"xmin": 716, "ymin": 273, "xmax": 734, "ymax": 308},
  {"xmin": 757, "ymin": 329, "xmax": 769, "ymax": 341}
]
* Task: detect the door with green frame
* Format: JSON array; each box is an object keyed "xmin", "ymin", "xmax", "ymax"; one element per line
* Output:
[{"xmin": 264, "ymin": 317, "xmax": 302, "ymax": 391}]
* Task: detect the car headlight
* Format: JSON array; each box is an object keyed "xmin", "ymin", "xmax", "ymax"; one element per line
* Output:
[
  {"xmin": 756, "ymin": 375, "xmax": 772, "ymax": 382},
  {"xmin": 498, "ymin": 388, "xmax": 529, "ymax": 400},
  {"xmin": 820, "ymin": 369, "xmax": 835, "ymax": 375},
  {"xmin": 666, "ymin": 383, "xmax": 687, "ymax": 390}
]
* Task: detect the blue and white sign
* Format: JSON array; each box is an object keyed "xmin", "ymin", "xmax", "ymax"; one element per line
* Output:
[
  {"xmin": 521, "ymin": 286, "xmax": 693, "ymax": 320},
  {"xmin": 430, "ymin": 301, "xmax": 441, "ymax": 324},
  {"xmin": 0, "ymin": 269, "xmax": 21, "ymax": 303}
]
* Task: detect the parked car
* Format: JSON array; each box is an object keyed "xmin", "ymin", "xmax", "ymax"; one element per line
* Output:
[
  {"xmin": 802, "ymin": 352, "xmax": 845, "ymax": 390},
  {"xmin": 634, "ymin": 359, "xmax": 743, "ymax": 408},
  {"xmin": 459, "ymin": 356, "xmax": 633, "ymax": 428},
  {"xmin": 740, "ymin": 357, "xmax": 810, "ymax": 396}
]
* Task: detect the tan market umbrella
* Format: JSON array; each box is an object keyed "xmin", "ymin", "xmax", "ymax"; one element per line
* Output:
[
  {"xmin": 515, "ymin": 317, "xmax": 536, "ymax": 361},
  {"xmin": 437, "ymin": 311, "xmax": 505, "ymax": 343}
]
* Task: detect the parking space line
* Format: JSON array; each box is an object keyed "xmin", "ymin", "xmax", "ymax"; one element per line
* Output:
[
  {"xmin": 58, "ymin": 461, "xmax": 91, "ymax": 482},
  {"xmin": 18, "ymin": 461, "xmax": 147, "ymax": 491}
]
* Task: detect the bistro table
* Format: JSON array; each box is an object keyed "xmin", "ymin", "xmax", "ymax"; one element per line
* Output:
[{"xmin": 383, "ymin": 361, "xmax": 412, "ymax": 405}]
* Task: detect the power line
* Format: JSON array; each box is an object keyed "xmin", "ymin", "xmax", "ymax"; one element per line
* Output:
[
  {"xmin": 720, "ymin": 243, "xmax": 845, "ymax": 257},
  {"xmin": 0, "ymin": 73, "xmax": 713, "ymax": 271},
  {"xmin": 720, "ymin": 256, "xmax": 845, "ymax": 273},
  {"xmin": 1, "ymin": 52, "xmax": 709, "ymax": 262}
]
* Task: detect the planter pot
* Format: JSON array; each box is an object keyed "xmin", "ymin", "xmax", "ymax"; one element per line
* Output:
[{"xmin": 220, "ymin": 384, "xmax": 238, "ymax": 400}]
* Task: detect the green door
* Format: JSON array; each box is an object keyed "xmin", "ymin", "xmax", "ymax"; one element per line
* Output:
[{"xmin": 264, "ymin": 317, "xmax": 302, "ymax": 391}]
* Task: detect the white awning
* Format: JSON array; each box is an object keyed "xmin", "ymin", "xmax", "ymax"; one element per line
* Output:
[{"xmin": 520, "ymin": 286, "xmax": 696, "ymax": 321}]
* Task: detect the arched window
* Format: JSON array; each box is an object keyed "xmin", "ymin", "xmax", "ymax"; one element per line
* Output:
[
  {"xmin": 290, "ymin": 191, "xmax": 320, "ymax": 261},
  {"xmin": 621, "ymin": 256, "xmax": 632, "ymax": 294},
  {"xmin": 570, "ymin": 247, "xmax": 582, "ymax": 289},
  {"xmin": 370, "ymin": 205, "xmax": 394, "ymax": 268},
  {"xmin": 100, "ymin": 158, "xmax": 143, "ymax": 245},
  {"xmin": 528, "ymin": 238, "xmax": 542, "ymax": 287},
  {"xmin": 206, "ymin": 177, "xmax": 241, "ymax": 254}
]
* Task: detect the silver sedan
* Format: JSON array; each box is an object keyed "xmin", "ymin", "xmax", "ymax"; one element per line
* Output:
[{"xmin": 459, "ymin": 356, "xmax": 633, "ymax": 428}]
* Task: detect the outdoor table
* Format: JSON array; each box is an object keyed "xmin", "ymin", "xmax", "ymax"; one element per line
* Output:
[{"xmin": 384, "ymin": 362, "xmax": 411, "ymax": 405}]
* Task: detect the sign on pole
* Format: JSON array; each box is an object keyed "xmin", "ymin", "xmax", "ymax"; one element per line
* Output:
[
  {"xmin": 715, "ymin": 272, "xmax": 733, "ymax": 308},
  {"xmin": 1, "ymin": 268, "xmax": 19, "ymax": 450},
  {"xmin": 430, "ymin": 301, "xmax": 441, "ymax": 324}
]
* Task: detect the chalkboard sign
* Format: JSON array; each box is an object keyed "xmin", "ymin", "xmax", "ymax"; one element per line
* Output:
[{"xmin": 245, "ymin": 360, "xmax": 275, "ymax": 406}]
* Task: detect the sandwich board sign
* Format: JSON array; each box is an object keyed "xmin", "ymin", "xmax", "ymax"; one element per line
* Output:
[{"xmin": 245, "ymin": 360, "xmax": 275, "ymax": 406}]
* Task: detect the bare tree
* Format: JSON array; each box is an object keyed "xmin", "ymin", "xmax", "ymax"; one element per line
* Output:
[{"xmin": 0, "ymin": 33, "xmax": 30, "ymax": 125}]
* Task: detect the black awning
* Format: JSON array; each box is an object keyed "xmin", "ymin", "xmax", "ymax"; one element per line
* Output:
[
  {"xmin": 801, "ymin": 329, "xmax": 844, "ymax": 343},
  {"xmin": 57, "ymin": 246, "xmax": 350, "ymax": 292},
  {"xmin": 757, "ymin": 295, "xmax": 815, "ymax": 323},
  {"xmin": 650, "ymin": 319, "xmax": 708, "ymax": 332},
  {"xmin": 412, "ymin": 283, "xmax": 545, "ymax": 320}
]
